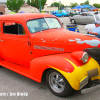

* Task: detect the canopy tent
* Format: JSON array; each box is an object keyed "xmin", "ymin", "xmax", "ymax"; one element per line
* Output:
[
  {"xmin": 89, "ymin": 7, "xmax": 97, "ymax": 10},
  {"xmin": 92, "ymin": 8, "xmax": 100, "ymax": 11},
  {"xmin": 72, "ymin": 5, "xmax": 92, "ymax": 10},
  {"xmin": 73, "ymin": 9, "xmax": 78, "ymax": 11},
  {"xmin": 82, "ymin": 5, "xmax": 92, "ymax": 8},
  {"xmin": 72, "ymin": 5, "xmax": 84, "ymax": 10}
]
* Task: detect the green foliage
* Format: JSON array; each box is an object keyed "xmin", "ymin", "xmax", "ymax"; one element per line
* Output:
[
  {"xmin": 69, "ymin": 3, "xmax": 78, "ymax": 8},
  {"xmin": 50, "ymin": 2, "xmax": 64, "ymax": 10},
  {"xmin": 80, "ymin": 3, "xmax": 84, "ymax": 5},
  {"xmin": 84, "ymin": 0, "xmax": 89, "ymax": 5},
  {"xmin": 41, "ymin": 11, "xmax": 46, "ymax": 13},
  {"xmin": 50, "ymin": 2, "xmax": 59, "ymax": 7},
  {"xmin": 93, "ymin": 3, "xmax": 100, "ymax": 8},
  {"xmin": 6, "ymin": 0, "xmax": 25, "ymax": 13},
  {"xmin": 27, "ymin": 0, "xmax": 47, "ymax": 11},
  {"xmin": 80, "ymin": 0, "xmax": 89, "ymax": 5},
  {"xmin": 27, "ymin": 0, "xmax": 30, "ymax": 5},
  {"xmin": 60, "ymin": 4, "xmax": 64, "ymax": 10}
]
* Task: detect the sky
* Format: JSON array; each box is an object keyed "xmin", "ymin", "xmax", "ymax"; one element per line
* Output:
[
  {"xmin": 46, "ymin": 0, "xmax": 100, "ymax": 6},
  {"xmin": 0, "ymin": 0, "xmax": 100, "ymax": 6}
]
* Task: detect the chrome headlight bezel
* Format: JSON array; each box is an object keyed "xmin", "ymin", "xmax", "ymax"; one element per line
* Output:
[{"xmin": 81, "ymin": 52, "xmax": 89, "ymax": 63}]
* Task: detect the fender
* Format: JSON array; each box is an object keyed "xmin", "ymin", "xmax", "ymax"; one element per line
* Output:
[
  {"xmin": 30, "ymin": 53, "xmax": 100, "ymax": 90},
  {"xmin": 51, "ymin": 58, "xmax": 100, "ymax": 90},
  {"xmin": 30, "ymin": 53, "xmax": 76, "ymax": 82}
]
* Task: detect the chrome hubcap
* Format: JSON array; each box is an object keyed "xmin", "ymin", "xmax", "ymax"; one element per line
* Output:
[
  {"xmin": 49, "ymin": 72, "xmax": 65, "ymax": 93},
  {"xmin": 72, "ymin": 20, "xmax": 74, "ymax": 23}
]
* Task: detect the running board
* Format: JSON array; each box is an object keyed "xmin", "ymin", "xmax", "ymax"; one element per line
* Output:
[{"xmin": 0, "ymin": 60, "xmax": 36, "ymax": 81}]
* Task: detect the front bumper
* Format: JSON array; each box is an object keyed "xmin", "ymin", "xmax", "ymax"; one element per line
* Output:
[{"xmin": 80, "ymin": 68, "xmax": 98, "ymax": 89}]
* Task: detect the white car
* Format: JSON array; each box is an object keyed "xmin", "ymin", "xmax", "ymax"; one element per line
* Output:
[{"xmin": 69, "ymin": 12, "xmax": 100, "ymax": 24}]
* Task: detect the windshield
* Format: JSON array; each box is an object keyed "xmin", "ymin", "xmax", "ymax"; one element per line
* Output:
[{"xmin": 27, "ymin": 18, "xmax": 62, "ymax": 33}]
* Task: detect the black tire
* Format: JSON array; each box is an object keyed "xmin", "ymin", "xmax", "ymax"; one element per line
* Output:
[
  {"xmin": 46, "ymin": 69, "xmax": 73, "ymax": 97},
  {"xmin": 71, "ymin": 19, "xmax": 76, "ymax": 24}
]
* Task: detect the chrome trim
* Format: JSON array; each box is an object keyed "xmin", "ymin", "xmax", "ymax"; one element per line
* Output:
[
  {"xmin": 88, "ymin": 68, "xmax": 98, "ymax": 79},
  {"xmin": 80, "ymin": 76, "xmax": 88, "ymax": 89}
]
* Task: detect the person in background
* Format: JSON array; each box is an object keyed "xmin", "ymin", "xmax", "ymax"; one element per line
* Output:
[{"xmin": 89, "ymin": 21, "xmax": 100, "ymax": 38}]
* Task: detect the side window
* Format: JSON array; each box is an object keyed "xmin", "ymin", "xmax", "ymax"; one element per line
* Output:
[
  {"xmin": 3, "ymin": 22, "xmax": 25, "ymax": 35},
  {"xmin": 82, "ymin": 13, "xmax": 87, "ymax": 16},
  {"xmin": 88, "ymin": 13, "xmax": 93, "ymax": 16}
]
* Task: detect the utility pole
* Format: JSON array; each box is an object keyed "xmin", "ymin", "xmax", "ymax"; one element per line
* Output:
[{"xmin": 39, "ymin": 0, "xmax": 41, "ymax": 13}]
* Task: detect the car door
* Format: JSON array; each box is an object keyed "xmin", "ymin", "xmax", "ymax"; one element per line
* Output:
[
  {"xmin": 0, "ymin": 21, "xmax": 32, "ymax": 67},
  {"xmin": 78, "ymin": 13, "xmax": 88, "ymax": 24},
  {"xmin": 87, "ymin": 13, "xmax": 95, "ymax": 24}
]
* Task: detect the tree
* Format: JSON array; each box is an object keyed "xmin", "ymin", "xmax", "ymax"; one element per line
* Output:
[
  {"xmin": 69, "ymin": 3, "xmax": 78, "ymax": 8},
  {"xmin": 80, "ymin": 0, "xmax": 89, "ymax": 5},
  {"xmin": 27, "ymin": 0, "xmax": 47, "ymax": 12},
  {"xmin": 6, "ymin": 0, "xmax": 25, "ymax": 13},
  {"xmin": 50, "ymin": 2, "xmax": 64, "ymax": 10},
  {"xmin": 93, "ymin": 3, "xmax": 100, "ymax": 8},
  {"xmin": 84, "ymin": 0, "xmax": 89, "ymax": 5},
  {"xmin": 59, "ymin": 4, "xmax": 65, "ymax": 10}
]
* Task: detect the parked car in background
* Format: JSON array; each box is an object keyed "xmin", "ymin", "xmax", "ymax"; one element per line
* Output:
[
  {"xmin": 69, "ymin": 12, "xmax": 100, "ymax": 24},
  {"xmin": 62, "ymin": 9, "xmax": 69, "ymax": 17},
  {"xmin": 52, "ymin": 10, "xmax": 69, "ymax": 17},
  {"xmin": 69, "ymin": 10, "xmax": 79, "ymax": 16},
  {"xmin": 52, "ymin": 10, "xmax": 63, "ymax": 17}
]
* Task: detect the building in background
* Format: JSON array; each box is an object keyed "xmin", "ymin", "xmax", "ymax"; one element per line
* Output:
[
  {"xmin": 0, "ymin": 1, "xmax": 58, "ymax": 14},
  {"xmin": 0, "ymin": 2, "xmax": 6, "ymax": 14},
  {"xmin": 42, "ymin": 4, "xmax": 58, "ymax": 14}
]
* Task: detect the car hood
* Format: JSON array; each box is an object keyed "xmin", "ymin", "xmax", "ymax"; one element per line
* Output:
[{"xmin": 32, "ymin": 29, "xmax": 100, "ymax": 57}]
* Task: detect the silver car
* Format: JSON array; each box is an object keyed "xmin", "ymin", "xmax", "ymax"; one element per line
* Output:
[{"xmin": 69, "ymin": 12, "xmax": 100, "ymax": 24}]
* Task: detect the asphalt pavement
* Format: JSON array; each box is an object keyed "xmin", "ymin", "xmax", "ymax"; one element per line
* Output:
[{"xmin": 58, "ymin": 17, "xmax": 87, "ymax": 34}]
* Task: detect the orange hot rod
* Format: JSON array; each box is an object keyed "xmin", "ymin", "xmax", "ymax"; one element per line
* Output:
[{"xmin": 0, "ymin": 13, "xmax": 100, "ymax": 97}]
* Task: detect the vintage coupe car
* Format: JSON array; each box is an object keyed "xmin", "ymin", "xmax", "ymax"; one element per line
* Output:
[
  {"xmin": 0, "ymin": 13, "xmax": 100, "ymax": 97},
  {"xmin": 69, "ymin": 12, "xmax": 100, "ymax": 24}
]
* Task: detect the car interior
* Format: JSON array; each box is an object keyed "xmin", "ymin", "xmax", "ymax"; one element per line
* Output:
[{"xmin": 3, "ymin": 23, "xmax": 25, "ymax": 35}]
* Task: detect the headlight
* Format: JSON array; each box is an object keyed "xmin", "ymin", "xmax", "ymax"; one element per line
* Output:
[
  {"xmin": 71, "ymin": 51, "xmax": 89, "ymax": 64},
  {"xmin": 81, "ymin": 52, "xmax": 89, "ymax": 63}
]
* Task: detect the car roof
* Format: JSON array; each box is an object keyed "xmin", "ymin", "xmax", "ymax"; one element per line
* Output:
[
  {"xmin": 0, "ymin": 13, "xmax": 55, "ymax": 21},
  {"xmin": 82, "ymin": 11, "xmax": 99, "ymax": 14}
]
